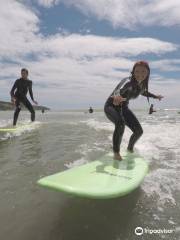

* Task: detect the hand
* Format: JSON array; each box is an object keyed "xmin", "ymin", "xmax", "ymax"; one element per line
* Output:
[
  {"xmin": 111, "ymin": 95, "xmax": 126, "ymax": 106},
  {"xmin": 33, "ymin": 100, "xmax": 38, "ymax": 105},
  {"xmin": 156, "ymin": 95, "xmax": 164, "ymax": 101}
]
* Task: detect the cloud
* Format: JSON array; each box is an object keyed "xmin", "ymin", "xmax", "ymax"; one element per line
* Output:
[
  {"xmin": 2, "ymin": 1, "xmax": 177, "ymax": 61},
  {"xmin": 37, "ymin": 0, "xmax": 180, "ymax": 29},
  {"xmin": 0, "ymin": 0, "xmax": 41, "ymax": 59},
  {"xmin": 1, "ymin": 1, "xmax": 178, "ymax": 61},
  {"xmin": 0, "ymin": 0, "xmax": 180, "ymax": 108},
  {"xmin": 37, "ymin": 0, "xmax": 59, "ymax": 8},
  {"xmin": 151, "ymin": 59, "xmax": 180, "ymax": 71}
]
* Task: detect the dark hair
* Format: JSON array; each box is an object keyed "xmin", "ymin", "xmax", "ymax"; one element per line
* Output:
[
  {"xmin": 130, "ymin": 61, "xmax": 150, "ymax": 102},
  {"xmin": 21, "ymin": 68, "xmax": 28, "ymax": 75}
]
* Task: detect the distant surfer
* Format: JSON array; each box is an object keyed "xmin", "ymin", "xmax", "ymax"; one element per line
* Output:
[
  {"xmin": 42, "ymin": 108, "xmax": 45, "ymax": 113},
  {"xmin": 104, "ymin": 61, "xmax": 164, "ymax": 161},
  {"xmin": 10, "ymin": 68, "xmax": 38, "ymax": 126},
  {"xmin": 89, "ymin": 107, "xmax": 93, "ymax": 113},
  {"xmin": 149, "ymin": 104, "xmax": 156, "ymax": 114}
]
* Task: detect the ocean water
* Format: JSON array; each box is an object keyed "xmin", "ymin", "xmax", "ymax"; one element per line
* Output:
[{"xmin": 0, "ymin": 109, "xmax": 180, "ymax": 240}]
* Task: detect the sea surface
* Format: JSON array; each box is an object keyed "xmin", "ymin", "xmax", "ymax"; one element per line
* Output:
[{"xmin": 0, "ymin": 109, "xmax": 180, "ymax": 240}]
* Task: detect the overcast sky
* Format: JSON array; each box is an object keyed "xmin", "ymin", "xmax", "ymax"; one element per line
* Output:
[{"xmin": 0, "ymin": 0, "xmax": 180, "ymax": 109}]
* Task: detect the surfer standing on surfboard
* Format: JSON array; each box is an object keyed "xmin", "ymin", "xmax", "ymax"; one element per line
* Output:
[
  {"xmin": 10, "ymin": 68, "xmax": 38, "ymax": 126},
  {"xmin": 104, "ymin": 61, "xmax": 164, "ymax": 161}
]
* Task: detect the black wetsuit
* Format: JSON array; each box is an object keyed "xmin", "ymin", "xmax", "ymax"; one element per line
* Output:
[
  {"xmin": 10, "ymin": 78, "xmax": 35, "ymax": 126},
  {"xmin": 89, "ymin": 107, "xmax": 93, "ymax": 113},
  {"xmin": 149, "ymin": 106, "xmax": 156, "ymax": 115},
  {"xmin": 104, "ymin": 77, "xmax": 157, "ymax": 152}
]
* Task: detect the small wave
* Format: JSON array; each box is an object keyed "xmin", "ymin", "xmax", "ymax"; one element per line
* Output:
[
  {"xmin": 0, "ymin": 119, "xmax": 12, "ymax": 128},
  {"xmin": 80, "ymin": 119, "xmax": 113, "ymax": 131},
  {"xmin": 64, "ymin": 158, "xmax": 88, "ymax": 169},
  {"xmin": 143, "ymin": 168, "xmax": 179, "ymax": 206},
  {"xmin": 75, "ymin": 143, "xmax": 106, "ymax": 156},
  {"xmin": 164, "ymin": 108, "xmax": 180, "ymax": 111},
  {"xmin": 0, "ymin": 121, "xmax": 42, "ymax": 141}
]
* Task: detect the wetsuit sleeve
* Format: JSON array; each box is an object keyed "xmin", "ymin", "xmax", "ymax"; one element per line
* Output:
[
  {"xmin": 29, "ymin": 81, "xmax": 34, "ymax": 101},
  {"xmin": 111, "ymin": 78, "xmax": 129, "ymax": 96},
  {"xmin": 10, "ymin": 80, "xmax": 17, "ymax": 98},
  {"xmin": 141, "ymin": 90, "xmax": 158, "ymax": 99}
]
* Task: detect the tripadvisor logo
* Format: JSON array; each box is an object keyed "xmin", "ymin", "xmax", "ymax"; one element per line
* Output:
[
  {"xmin": 135, "ymin": 226, "xmax": 174, "ymax": 236},
  {"xmin": 135, "ymin": 227, "xmax": 143, "ymax": 236}
]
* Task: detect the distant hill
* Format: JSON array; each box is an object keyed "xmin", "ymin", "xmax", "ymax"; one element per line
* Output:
[{"xmin": 0, "ymin": 101, "xmax": 50, "ymax": 111}]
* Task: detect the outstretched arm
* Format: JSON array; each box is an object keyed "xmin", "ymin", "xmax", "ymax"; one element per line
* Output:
[{"xmin": 141, "ymin": 91, "xmax": 164, "ymax": 100}]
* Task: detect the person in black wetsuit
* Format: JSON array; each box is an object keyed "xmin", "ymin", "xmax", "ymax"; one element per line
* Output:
[
  {"xmin": 89, "ymin": 107, "xmax": 94, "ymax": 113},
  {"xmin": 104, "ymin": 61, "xmax": 164, "ymax": 161},
  {"xmin": 10, "ymin": 68, "xmax": 38, "ymax": 126},
  {"xmin": 149, "ymin": 104, "xmax": 156, "ymax": 115}
]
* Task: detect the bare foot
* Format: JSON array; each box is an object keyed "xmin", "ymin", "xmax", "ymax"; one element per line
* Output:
[{"xmin": 113, "ymin": 153, "xmax": 123, "ymax": 161}]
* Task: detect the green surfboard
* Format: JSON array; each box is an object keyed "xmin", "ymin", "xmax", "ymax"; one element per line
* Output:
[
  {"xmin": 0, "ymin": 124, "xmax": 30, "ymax": 132},
  {"xmin": 0, "ymin": 128, "xmax": 17, "ymax": 132},
  {"xmin": 38, "ymin": 152, "xmax": 149, "ymax": 199}
]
